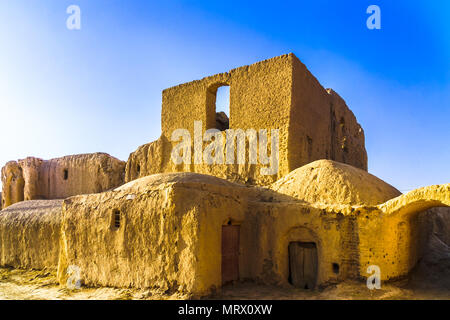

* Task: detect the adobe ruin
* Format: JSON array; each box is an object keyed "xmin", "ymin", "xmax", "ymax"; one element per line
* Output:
[
  {"xmin": 125, "ymin": 53, "xmax": 367, "ymax": 185},
  {"xmin": 0, "ymin": 53, "xmax": 448, "ymax": 297},
  {"xmin": 1, "ymin": 153, "xmax": 125, "ymax": 208}
]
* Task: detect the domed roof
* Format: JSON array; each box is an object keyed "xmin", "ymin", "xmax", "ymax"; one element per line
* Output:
[
  {"xmin": 115, "ymin": 172, "xmax": 243, "ymax": 193},
  {"xmin": 271, "ymin": 160, "xmax": 401, "ymax": 206}
]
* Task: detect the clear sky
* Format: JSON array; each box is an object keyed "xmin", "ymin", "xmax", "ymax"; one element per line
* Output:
[{"xmin": 0, "ymin": 0, "xmax": 449, "ymax": 192}]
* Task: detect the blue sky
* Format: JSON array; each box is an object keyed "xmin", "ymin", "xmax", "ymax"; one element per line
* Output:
[{"xmin": 0, "ymin": 0, "xmax": 449, "ymax": 192}]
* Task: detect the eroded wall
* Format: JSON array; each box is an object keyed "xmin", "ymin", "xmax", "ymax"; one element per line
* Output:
[
  {"xmin": 1, "ymin": 161, "xmax": 25, "ymax": 208},
  {"xmin": 158, "ymin": 54, "xmax": 294, "ymax": 185},
  {"xmin": 0, "ymin": 200, "xmax": 62, "ymax": 269},
  {"xmin": 1, "ymin": 153, "xmax": 126, "ymax": 208},
  {"xmin": 357, "ymin": 184, "xmax": 450, "ymax": 281},
  {"xmin": 241, "ymin": 202, "xmax": 361, "ymax": 287},
  {"xmin": 57, "ymin": 172, "xmax": 363, "ymax": 295},
  {"xmin": 288, "ymin": 59, "xmax": 367, "ymax": 171},
  {"xmin": 126, "ymin": 53, "xmax": 367, "ymax": 186},
  {"xmin": 57, "ymin": 173, "xmax": 249, "ymax": 295}
]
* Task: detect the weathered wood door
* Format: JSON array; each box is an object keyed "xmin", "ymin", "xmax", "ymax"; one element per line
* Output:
[
  {"xmin": 289, "ymin": 242, "xmax": 318, "ymax": 289},
  {"xmin": 222, "ymin": 225, "xmax": 240, "ymax": 284}
]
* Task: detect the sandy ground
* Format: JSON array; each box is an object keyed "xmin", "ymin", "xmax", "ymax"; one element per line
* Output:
[
  {"xmin": 0, "ymin": 267, "xmax": 448, "ymax": 300},
  {"xmin": 0, "ymin": 267, "xmax": 189, "ymax": 300}
]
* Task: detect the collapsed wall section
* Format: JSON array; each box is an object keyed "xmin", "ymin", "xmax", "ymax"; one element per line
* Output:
[
  {"xmin": 289, "ymin": 58, "xmax": 367, "ymax": 172},
  {"xmin": 1, "ymin": 153, "xmax": 126, "ymax": 208},
  {"xmin": 57, "ymin": 172, "xmax": 259, "ymax": 295}
]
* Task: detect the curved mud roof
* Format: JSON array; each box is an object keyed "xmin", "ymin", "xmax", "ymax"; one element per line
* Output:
[
  {"xmin": 1, "ymin": 199, "xmax": 63, "ymax": 213},
  {"xmin": 271, "ymin": 160, "xmax": 401, "ymax": 206},
  {"xmin": 115, "ymin": 172, "xmax": 245, "ymax": 193}
]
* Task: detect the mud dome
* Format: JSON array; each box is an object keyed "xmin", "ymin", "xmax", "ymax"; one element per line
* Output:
[
  {"xmin": 1, "ymin": 153, "xmax": 125, "ymax": 209},
  {"xmin": 57, "ymin": 161, "xmax": 450, "ymax": 296},
  {"xmin": 125, "ymin": 53, "xmax": 368, "ymax": 186}
]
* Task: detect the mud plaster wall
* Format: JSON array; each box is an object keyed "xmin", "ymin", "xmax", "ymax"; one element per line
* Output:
[
  {"xmin": 1, "ymin": 153, "xmax": 126, "ymax": 208},
  {"xmin": 52, "ymin": 173, "xmax": 450, "ymax": 294},
  {"xmin": 125, "ymin": 53, "xmax": 367, "ymax": 185},
  {"xmin": 58, "ymin": 187, "xmax": 196, "ymax": 292},
  {"xmin": 357, "ymin": 184, "xmax": 450, "ymax": 280},
  {"xmin": 357, "ymin": 210, "xmax": 419, "ymax": 280},
  {"xmin": 57, "ymin": 179, "xmax": 249, "ymax": 295},
  {"xmin": 0, "ymin": 200, "xmax": 62, "ymax": 269},
  {"xmin": 289, "ymin": 58, "xmax": 367, "ymax": 172},
  {"xmin": 57, "ymin": 173, "xmax": 364, "ymax": 295},
  {"xmin": 158, "ymin": 54, "xmax": 293, "ymax": 186},
  {"xmin": 241, "ymin": 203, "xmax": 360, "ymax": 287},
  {"xmin": 1, "ymin": 161, "xmax": 25, "ymax": 208}
]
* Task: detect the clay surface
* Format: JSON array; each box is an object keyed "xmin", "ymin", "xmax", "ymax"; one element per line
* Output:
[
  {"xmin": 0, "ymin": 54, "xmax": 447, "ymax": 299},
  {"xmin": 1, "ymin": 153, "xmax": 125, "ymax": 208},
  {"xmin": 271, "ymin": 159, "xmax": 401, "ymax": 206},
  {"xmin": 0, "ymin": 200, "xmax": 62, "ymax": 269},
  {"xmin": 57, "ymin": 162, "xmax": 449, "ymax": 295}
]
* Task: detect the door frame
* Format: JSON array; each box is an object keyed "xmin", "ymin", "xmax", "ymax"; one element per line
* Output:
[
  {"xmin": 288, "ymin": 241, "xmax": 318, "ymax": 289},
  {"xmin": 281, "ymin": 226, "xmax": 322, "ymax": 287},
  {"xmin": 221, "ymin": 223, "xmax": 241, "ymax": 285}
]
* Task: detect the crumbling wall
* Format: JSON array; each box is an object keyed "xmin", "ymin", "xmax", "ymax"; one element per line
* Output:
[
  {"xmin": 1, "ymin": 161, "xmax": 25, "ymax": 208},
  {"xmin": 157, "ymin": 55, "xmax": 293, "ymax": 185},
  {"xmin": 244, "ymin": 202, "xmax": 359, "ymax": 287},
  {"xmin": 57, "ymin": 171, "xmax": 363, "ymax": 294},
  {"xmin": 426, "ymin": 207, "xmax": 450, "ymax": 246},
  {"xmin": 126, "ymin": 53, "xmax": 367, "ymax": 186},
  {"xmin": 1, "ymin": 153, "xmax": 126, "ymax": 208},
  {"xmin": 357, "ymin": 184, "xmax": 450, "ymax": 281},
  {"xmin": 326, "ymin": 89, "xmax": 367, "ymax": 171},
  {"xmin": 357, "ymin": 207, "xmax": 427, "ymax": 281},
  {"xmin": 288, "ymin": 58, "xmax": 367, "ymax": 172},
  {"xmin": 57, "ymin": 173, "xmax": 248, "ymax": 296},
  {"xmin": 0, "ymin": 200, "xmax": 62, "ymax": 269},
  {"xmin": 411, "ymin": 207, "xmax": 450, "ymax": 288},
  {"xmin": 56, "ymin": 168, "xmax": 450, "ymax": 294},
  {"xmin": 125, "ymin": 139, "xmax": 164, "ymax": 182}
]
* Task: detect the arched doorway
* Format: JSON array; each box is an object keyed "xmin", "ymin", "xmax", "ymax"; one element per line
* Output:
[{"xmin": 288, "ymin": 242, "xmax": 318, "ymax": 289}]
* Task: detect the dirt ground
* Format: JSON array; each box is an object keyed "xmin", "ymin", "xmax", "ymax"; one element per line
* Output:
[
  {"xmin": 0, "ymin": 266, "xmax": 448, "ymax": 300},
  {"xmin": 0, "ymin": 267, "xmax": 188, "ymax": 300}
]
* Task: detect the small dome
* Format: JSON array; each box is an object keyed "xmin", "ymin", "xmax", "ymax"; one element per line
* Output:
[
  {"xmin": 115, "ymin": 172, "xmax": 241, "ymax": 193},
  {"xmin": 271, "ymin": 160, "xmax": 401, "ymax": 206}
]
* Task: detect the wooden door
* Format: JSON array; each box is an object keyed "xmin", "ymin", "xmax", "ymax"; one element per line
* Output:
[
  {"xmin": 289, "ymin": 242, "xmax": 318, "ymax": 289},
  {"xmin": 222, "ymin": 225, "xmax": 240, "ymax": 285}
]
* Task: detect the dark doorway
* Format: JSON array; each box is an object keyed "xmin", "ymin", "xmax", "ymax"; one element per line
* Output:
[
  {"xmin": 222, "ymin": 225, "xmax": 240, "ymax": 285},
  {"xmin": 289, "ymin": 242, "xmax": 318, "ymax": 289}
]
